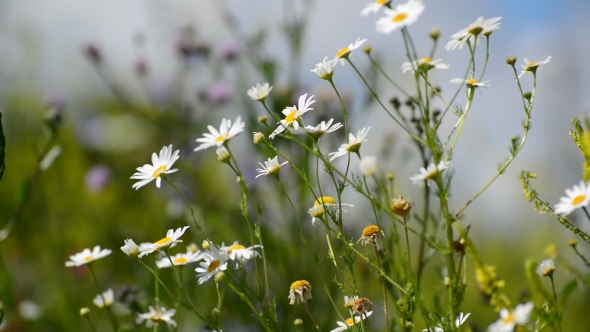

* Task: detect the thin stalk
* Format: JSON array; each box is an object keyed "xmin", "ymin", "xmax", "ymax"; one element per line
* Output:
[
  {"xmin": 374, "ymin": 245, "xmax": 389, "ymax": 332},
  {"xmin": 328, "ymin": 78, "xmax": 349, "ymax": 140},
  {"xmin": 87, "ymin": 264, "xmax": 118, "ymax": 332},
  {"xmin": 304, "ymin": 301, "xmax": 322, "ymax": 332},
  {"xmin": 84, "ymin": 315, "xmax": 98, "ymax": 332},
  {"xmin": 403, "ymin": 215, "xmax": 411, "ymax": 270},
  {"xmin": 163, "ymin": 176, "xmax": 202, "ymax": 231},
  {"xmin": 367, "ymin": 54, "xmax": 412, "ymax": 98}
]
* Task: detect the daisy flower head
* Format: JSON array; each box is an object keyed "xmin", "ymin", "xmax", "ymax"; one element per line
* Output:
[
  {"xmin": 455, "ymin": 312, "xmax": 471, "ymax": 327},
  {"xmin": 333, "ymin": 37, "xmax": 367, "ymax": 65},
  {"xmin": 376, "ymin": 0, "xmax": 425, "ymax": 34},
  {"xmin": 156, "ymin": 251, "xmax": 202, "ymax": 269},
  {"xmin": 269, "ymin": 93, "xmax": 315, "ymax": 139},
  {"xmin": 138, "ymin": 226, "xmax": 190, "ymax": 258},
  {"xmin": 130, "ymin": 145, "xmax": 180, "ymax": 190},
  {"xmin": 330, "ymin": 311, "xmax": 373, "ymax": 332},
  {"xmin": 307, "ymin": 196, "xmax": 354, "ymax": 225},
  {"xmin": 518, "ymin": 56, "xmax": 551, "ymax": 78},
  {"xmin": 554, "ymin": 181, "xmax": 590, "ymax": 216},
  {"xmin": 410, "ymin": 160, "xmax": 450, "ymax": 185},
  {"xmin": 255, "ymin": 156, "xmax": 288, "ymax": 178},
  {"xmin": 401, "ymin": 57, "xmax": 449, "ymax": 74},
  {"xmin": 93, "ymin": 289, "xmax": 114, "ymax": 308},
  {"xmin": 220, "ymin": 241, "xmax": 262, "ymax": 267},
  {"xmin": 120, "ymin": 238, "xmax": 140, "ymax": 257},
  {"xmin": 344, "ymin": 295, "xmax": 359, "ymax": 308},
  {"xmin": 289, "ymin": 280, "xmax": 312, "ymax": 305},
  {"xmin": 292, "ymin": 118, "xmax": 343, "ymax": 140},
  {"xmin": 361, "ymin": 0, "xmax": 390, "ymax": 17},
  {"xmin": 195, "ymin": 245, "xmax": 228, "ymax": 284},
  {"xmin": 445, "ymin": 16, "xmax": 502, "ymax": 51},
  {"xmin": 359, "ymin": 225, "xmax": 383, "ymax": 246},
  {"xmin": 310, "ymin": 56, "xmax": 335, "ymax": 80},
  {"xmin": 65, "ymin": 246, "xmax": 112, "ymax": 267},
  {"xmin": 488, "ymin": 302, "xmax": 534, "ymax": 332},
  {"xmin": 136, "ymin": 306, "xmax": 177, "ymax": 329},
  {"xmin": 359, "ymin": 155, "xmax": 377, "ymax": 177},
  {"xmin": 422, "ymin": 328, "xmax": 443, "ymax": 332},
  {"xmin": 535, "ymin": 258, "xmax": 555, "ymax": 277},
  {"xmin": 247, "ymin": 82, "xmax": 272, "ymax": 101},
  {"xmin": 328, "ymin": 127, "xmax": 371, "ymax": 161},
  {"xmin": 449, "ymin": 78, "xmax": 491, "ymax": 88},
  {"xmin": 194, "ymin": 116, "xmax": 245, "ymax": 151}
]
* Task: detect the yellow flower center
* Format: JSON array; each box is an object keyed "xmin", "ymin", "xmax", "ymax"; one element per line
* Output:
[
  {"xmin": 290, "ymin": 280, "xmax": 311, "ymax": 290},
  {"xmin": 421, "ymin": 57, "xmax": 432, "ymax": 63},
  {"xmin": 285, "ymin": 109, "xmax": 299, "ymax": 124},
  {"xmin": 501, "ymin": 312, "xmax": 515, "ymax": 324},
  {"xmin": 466, "ymin": 78, "xmax": 478, "ymax": 85},
  {"xmin": 529, "ymin": 61, "xmax": 537, "ymax": 66},
  {"xmin": 207, "ymin": 260, "xmax": 221, "ymax": 273},
  {"xmin": 362, "ymin": 225, "xmax": 380, "ymax": 237},
  {"xmin": 336, "ymin": 47, "xmax": 350, "ymax": 58},
  {"xmin": 310, "ymin": 206, "xmax": 325, "ymax": 217},
  {"xmin": 149, "ymin": 313, "xmax": 164, "ymax": 323},
  {"xmin": 229, "ymin": 244, "xmax": 246, "ymax": 253},
  {"xmin": 314, "ymin": 196, "xmax": 336, "ymax": 206},
  {"xmin": 155, "ymin": 237, "xmax": 171, "ymax": 245},
  {"xmin": 152, "ymin": 165, "xmax": 167, "ymax": 178},
  {"xmin": 173, "ymin": 257, "xmax": 188, "ymax": 264},
  {"xmin": 84, "ymin": 256, "xmax": 92, "ymax": 261},
  {"xmin": 393, "ymin": 13, "xmax": 408, "ymax": 22},
  {"xmin": 345, "ymin": 318, "xmax": 355, "ymax": 325},
  {"xmin": 572, "ymin": 195, "xmax": 587, "ymax": 205},
  {"xmin": 345, "ymin": 141, "xmax": 361, "ymax": 152},
  {"xmin": 215, "ymin": 133, "xmax": 229, "ymax": 143},
  {"xmin": 377, "ymin": 0, "xmax": 387, "ymax": 4}
]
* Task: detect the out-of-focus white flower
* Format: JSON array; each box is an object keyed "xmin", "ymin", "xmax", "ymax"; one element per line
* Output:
[
  {"xmin": 361, "ymin": 0, "xmax": 390, "ymax": 17},
  {"xmin": 247, "ymin": 83, "xmax": 273, "ymax": 101},
  {"xmin": 130, "ymin": 145, "xmax": 180, "ymax": 190},
  {"xmin": 93, "ymin": 289, "xmax": 114, "ymax": 308},
  {"xmin": 195, "ymin": 245, "xmax": 228, "ymax": 284},
  {"xmin": 449, "ymin": 78, "xmax": 491, "ymax": 88},
  {"xmin": 410, "ymin": 161, "xmax": 450, "ymax": 185},
  {"xmin": 136, "ymin": 306, "xmax": 177, "ymax": 329},
  {"xmin": 445, "ymin": 16, "xmax": 502, "ymax": 51},
  {"xmin": 518, "ymin": 56, "xmax": 552, "ymax": 78},
  {"xmin": 291, "ymin": 119, "xmax": 343, "ymax": 139},
  {"xmin": 65, "ymin": 246, "xmax": 112, "ymax": 267},
  {"xmin": 401, "ymin": 57, "xmax": 449, "ymax": 74},
  {"xmin": 376, "ymin": 0, "xmax": 425, "ymax": 34},
  {"xmin": 156, "ymin": 251, "xmax": 202, "ymax": 269},
  {"xmin": 359, "ymin": 156, "xmax": 377, "ymax": 176},
  {"xmin": 535, "ymin": 259, "xmax": 555, "ymax": 277},
  {"xmin": 330, "ymin": 311, "xmax": 373, "ymax": 332},
  {"xmin": 332, "ymin": 38, "xmax": 367, "ymax": 66},
  {"xmin": 194, "ymin": 117, "xmax": 245, "ymax": 151},
  {"xmin": 220, "ymin": 242, "xmax": 262, "ymax": 267},
  {"xmin": 18, "ymin": 300, "xmax": 42, "ymax": 321},
  {"xmin": 488, "ymin": 302, "xmax": 533, "ymax": 332}
]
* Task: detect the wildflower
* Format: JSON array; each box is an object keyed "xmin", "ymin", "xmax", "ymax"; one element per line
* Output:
[
  {"xmin": 390, "ymin": 195, "xmax": 412, "ymax": 217},
  {"xmin": 138, "ymin": 226, "xmax": 190, "ymax": 258},
  {"xmin": 351, "ymin": 298, "xmax": 373, "ymax": 315},
  {"xmin": 195, "ymin": 245, "xmax": 228, "ymax": 284},
  {"xmin": 359, "ymin": 225, "xmax": 382, "ymax": 246},
  {"xmin": 376, "ymin": 0, "xmax": 425, "ymax": 34},
  {"xmin": 308, "ymin": 196, "xmax": 354, "ymax": 225},
  {"xmin": 535, "ymin": 259, "xmax": 555, "ymax": 277},
  {"xmin": 156, "ymin": 251, "xmax": 202, "ymax": 269},
  {"xmin": 518, "ymin": 56, "xmax": 552, "ymax": 78},
  {"xmin": 554, "ymin": 181, "xmax": 590, "ymax": 216},
  {"xmin": 93, "ymin": 289, "xmax": 114, "ymax": 308},
  {"xmin": 255, "ymin": 156, "xmax": 288, "ymax": 178},
  {"xmin": 130, "ymin": 145, "xmax": 180, "ymax": 190},
  {"xmin": 410, "ymin": 161, "xmax": 450, "ymax": 185},
  {"xmin": 136, "ymin": 306, "xmax": 177, "ymax": 329},
  {"xmin": 333, "ymin": 38, "xmax": 367, "ymax": 66},
  {"xmin": 253, "ymin": 132, "xmax": 265, "ymax": 144},
  {"xmin": 121, "ymin": 239, "xmax": 139, "ymax": 257},
  {"xmin": 269, "ymin": 93, "xmax": 315, "ymax": 139},
  {"xmin": 289, "ymin": 280, "xmax": 312, "ymax": 304},
  {"xmin": 310, "ymin": 56, "xmax": 335, "ymax": 80},
  {"xmin": 359, "ymin": 155, "xmax": 377, "ymax": 176},
  {"xmin": 186, "ymin": 243, "xmax": 199, "ymax": 253},
  {"xmin": 216, "ymin": 146, "xmax": 231, "ymax": 164},
  {"xmin": 294, "ymin": 318, "xmax": 303, "ymax": 325},
  {"xmin": 65, "ymin": 246, "xmax": 112, "ymax": 267},
  {"xmin": 401, "ymin": 57, "xmax": 449, "ymax": 74},
  {"xmin": 445, "ymin": 16, "xmax": 502, "ymax": 51},
  {"xmin": 80, "ymin": 307, "xmax": 90, "ymax": 316},
  {"xmin": 220, "ymin": 241, "xmax": 262, "ymax": 266},
  {"xmin": 449, "ymin": 78, "xmax": 491, "ymax": 88},
  {"xmin": 330, "ymin": 311, "xmax": 373, "ymax": 332},
  {"xmin": 328, "ymin": 127, "xmax": 371, "ymax": 161},
  {"xmin": 344, "ymin": 295, "xmax": 359, "ymax": 308},
  {"xmin": 361, "ymin": 0, "xmax": 390, "ymax": 17},
  {"xmin": 422, "ymin": 328, "xmax": 443, "ymax": 332},
  {"xmin": 194, "ymin": 117, "xmax": 245, "ymax": 151},
  {"xmin": 455, "ymin": 312, "xmax": 471, "ymax": 327},
  {"xmin": 247, "ymin": 82, "xmax": 272, "ymax": 101},
  {"xmin": 292, "ymin": 119, "xmax": 343, "ymax": 140},
  {"xmin": 488, "ymin": 302, "xmax": 534, "ymax": 332}
]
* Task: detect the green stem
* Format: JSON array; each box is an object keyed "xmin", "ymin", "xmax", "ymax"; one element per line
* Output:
[
  {"xmin": 163, "ymin": 176, "xmax": 202, "ymax": 231},
  {"xmin": 374, "ymin": 245, "xmax": 389, "ymax": 332},
  {"xmin": 84, "ymin": 315, "xmax": 98, "ymax": 332},
  {"xmin": 304, "ymin": 301, "xmax": 322, "ymax": 332},
  {"xmin": 87, "ymin": 264, "xmax": 118, "ymax": 332}
]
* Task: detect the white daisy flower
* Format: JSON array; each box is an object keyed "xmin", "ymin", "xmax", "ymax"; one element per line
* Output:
[
  {"xmin": 344, "ymin": 295, "xmax": 359, "ymax": 308},
  {"xmin": 554, "ymin": 181, "xmax": 590, "ymax": 216},
  {"xmin": 401, "ymin": 57, "xmax": 449, "ymax": 74},
  {"xmin": 307, "ymin": 196, "xmax": 354, "ymax": 225},
  {"xmin": 455, "ymin": 312, "xmax": 471, "ymax": 327},
  {"xmin": 155, "ymin": 251, "xmax": 202, "ymax": 269},
  {"xmin": 361, "ymin": 0, "xmax": 390, "ymax": 17},
  {"xmin": 410, "ymin": 161, "xmax": 450, "ymax": 185},
  {"xmin": 422, "ymin": 328, "xmax": 443, "ymax": 332},
  {"xmin": 518, "ymin": 56, "xmax": 552, "ymax": 78},
  {"xmin": 445, "ymin": 16, "xmax": 502, "ymax": 51},
  {"xmin": 488, "ymin": 302, "xmax": 534, "ymax": 332},
  {"xmin": 136, "ymin": 306, "xmax": 177, "ymax": 329},
  {"xmin": 93, "ymin": 289, "xmax": 114, "ymax": 308},
  {"xmin": 289, "ymin": 280, "xmax": 312, "ymax": 304},
  {"xmin": 291, "ymin": 119, "xmax": 343, "ymax": 139},
  {"xmin": 449, "ymin": 78, "xmax": 491, "ymax": 88},
  {"xmin": 255, "ymin": 156, "xmax": 288, "ymax": 178},
  {"xmin": 65, "ymin": 246, "xmax": 112, "ymax": 267},
  {"xmin": 194, "ymin": 116, "xmax": 245, "ymax": 151},
  {"xmin": 310, "ymin": 56, "xmax": 335, "ymax": 80},
  {"xmin": 359, "ymin": 155, "xmax": 377, "ymax": 176},
  {"xmin": 195, "ymin": 245, "xmax": 228, "ymax": 284},
  {"xmin": 535, "ymin": 258, "xmax": 555, "ymax": 277},
  {"xmin": 328, "ymin": 127, "xmax": 371, "ymax": 161},
  {"xmin": 138, "ymin": 226, "xmax": 190, "ymax": 258},
  {"xmin": 247, "ymin": 82, "xmax": 273, "ymax": 101},
  {"xmin": 130, "ymin": 145, "xmax": 180, "ymax": 190},
  {"xmin": 220, "ymin": 241, "xmax": 262, "ymax": 267},
  {"xmin": 332, "ymin": 38, "xmax": 367, "ymax": 66},
  {"xmin": 120, "ymin": 238, "xmax": 139, "ymax": 257},
  {"xmin": 330, "ymin": 311, "xmax": 373, "ymax": 332},
  {"xmin": 376, "ymin": 0, "xmax": 425, "ymax": 34},
  {"xmin": 269, "ymin": 93, "xmax": 315, "ymax": 139}
]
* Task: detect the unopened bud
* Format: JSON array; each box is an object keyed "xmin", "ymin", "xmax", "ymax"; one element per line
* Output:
[
  {"xmin": 429, "ymin": 27, "xmax": 440, "ymax": 40},
  {"xmin": 216, "ymin": 146, "xmax": 231, "ymax": 164},
  {"xmin": 294, "ymin": 319, "xmax": 303, "ymax": 325},
  {"xmin": 363, "ymin": 45, "xmax": 372, "ymax": 54},
  {"xmin": 214, "ymin": 272, "xmax": 225, "ymax": 281},
  {"xmin": 253, "ymin": 132, "xmax": 264, "ymax": 144},
  {"xmin": 80, "ymin": 307, "xmax": 90, "ymax": 316},
  {"xmin": 258, "ymin": 115, "xmax": 268, "ymax": 124},
  {"xmin": 523, "ymin": 91, "xmax": 532, "ymax": 100},
  {"xmin": 506, "ymin": 56, "xmax": 517, "ymax": 65}
]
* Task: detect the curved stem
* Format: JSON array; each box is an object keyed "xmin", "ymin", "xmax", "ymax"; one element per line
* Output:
[{"xmin": 163, "ymin": 176, "xmax": 202, "ymax": 232}]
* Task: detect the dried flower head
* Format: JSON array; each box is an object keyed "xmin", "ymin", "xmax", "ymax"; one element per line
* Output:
[
  {"xmin": 359, "ymin": 225, "xmax": 382, "ymax": 246},
  {"xmin": 390, "ymin": 195, "xmax": 412, "ymax": 217},
  {"xmin": 289, "ymin": 280, "xmax": 312, "ymax": 304}
]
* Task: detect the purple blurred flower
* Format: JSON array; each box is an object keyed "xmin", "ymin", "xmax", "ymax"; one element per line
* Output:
[
  {"xmin": 206, "ymin": 83, "xmax": 232, "ymax": 105},
  {"xmin": 85, "ymin": 165, "xmax": 111, "ymax": 192},
  {"xmin": 220, "ymin": 40, "xmax": 239, "ymax": 61}
]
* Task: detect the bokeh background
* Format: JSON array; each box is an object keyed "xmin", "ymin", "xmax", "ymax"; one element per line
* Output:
[{"xmin": 0, "ymin": 0, "xmax": 590, "ymax": 331}]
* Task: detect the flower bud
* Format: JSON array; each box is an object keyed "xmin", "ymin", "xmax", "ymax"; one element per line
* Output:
[
  {"xmin": 429, "ymin": 27, "xmax": 440, "ymax": 40},
  {"xmin": 253, "ymin": 132, "xmax": 264, "ymax": 144},
  {"xmin": 258, "ymin": 115, "xmax": 268, "ymax": 124},
  {"xmin": 506, "ymin": 56, "xmax": 517, "ymax": 65},
  {"xmin": 391, "ymin": 195, "xmax": 412, "ymax": 217}
]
